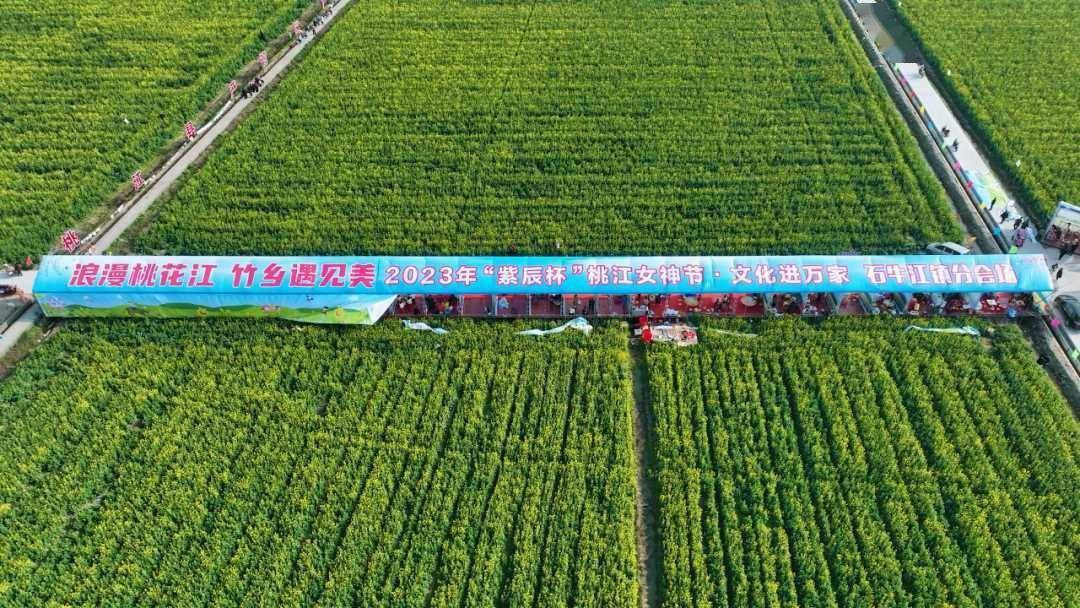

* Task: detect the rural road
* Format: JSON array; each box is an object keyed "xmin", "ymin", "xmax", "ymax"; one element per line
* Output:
[{"xmin": 0, "ymin": 0, "xmax": 355, "ymax": 359}]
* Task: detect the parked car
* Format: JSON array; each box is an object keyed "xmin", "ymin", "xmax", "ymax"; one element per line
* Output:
[
  {"xmin": 1054, "ymin": 295, "xmax": 1080, "ymax": 329},
  {"xmin": 926, "ymin": 242, "xmax": 971, "ymax": 256}
]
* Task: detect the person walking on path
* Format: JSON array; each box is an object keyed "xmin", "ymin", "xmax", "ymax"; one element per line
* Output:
[
  {"xmin": 1013, "ymin": 217, "xmax": 1024, "ymax": 230},
  {"xmin": 1056, "ymin": 267, "xmax": 1065, "ymax": 282},
  {"xmin": 1021, "ymin": 218, "xmax": 1030, "ymax": 230},
  {"xmin": 1000, "ymin": 209, "xmax": 1011, "ymax": 223},
  {"xmin": 989, "ymin": 197, "xmax": 997, "ymax": 210}
]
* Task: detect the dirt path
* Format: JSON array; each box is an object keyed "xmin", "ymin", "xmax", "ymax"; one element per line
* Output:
[{"xmin": 629, "ymin": 343, "xmax": 661, "ymax": 608}]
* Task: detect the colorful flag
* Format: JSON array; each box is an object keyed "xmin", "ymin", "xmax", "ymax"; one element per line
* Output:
[
  {"xmin": 292, "ymin": 20, "xmax": 302, "ymax": 36},
  {"xmin": 258, "ymin": 51, "xmax": 269, "ymax": 67},
  {"xmin": 184, "ymin": 121, "xmax": 197, "ymax": 141},
  {"xmin": 228, "ymin": 79, "xmax": 238, "ymax": 97},
  {"xmin": 60, "ymin": 230, "xmax": 81, "ymax": 253},
  {"xmin": 131, "ymin": 170, "xmax": 145, "ymax": 191}
]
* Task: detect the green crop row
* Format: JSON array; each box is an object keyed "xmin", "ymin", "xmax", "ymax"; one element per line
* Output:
[
  {"xmin": 0, "ymin": 0, "xmax": 311, "ymax": 263},
  {"xmin": 889, "ymin": 0, "xmax": 1080, "ymax": 220},
  {"xmin": 648, "ymin": 318, "xmax": 1080, "ymax": 608},
  {"xmin": 129, "ymin": 0, "xmax": 961, "ymax": 257},
  {"xmin": 0, "ymin": 320, "xmax": 638, "ymax": 606}
]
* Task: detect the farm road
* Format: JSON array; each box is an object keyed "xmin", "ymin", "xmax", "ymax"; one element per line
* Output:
[{"xmin": 0, "ymin": 0, "xmax": 356, "ymax": 359}]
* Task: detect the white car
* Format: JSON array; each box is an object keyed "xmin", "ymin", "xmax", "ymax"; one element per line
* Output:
[{"xmin": 926, "ymin": 242, "xmax": 971, "ymax": 256}]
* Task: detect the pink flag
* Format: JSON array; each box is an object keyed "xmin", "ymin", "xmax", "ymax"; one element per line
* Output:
[
  {"xmin": 184, "ymin": 121, "xmax": 197, "ymax": 141},
  {"xmin": 258, "ymin": 51, "xmax": 268, "ymax": 67},
  {"xmin": 131, "ymin": 170, "xmax": 145, "ymax": 191},
  {"xmin": 228, "ymin": 79, "xmax": 238, "ymax": 97},
  {"xmin": 60, "ymin": 230, "xmax": 81, "ymax": 253}
]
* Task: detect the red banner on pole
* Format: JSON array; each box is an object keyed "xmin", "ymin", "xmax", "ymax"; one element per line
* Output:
[
  {"xmin": 184, "ymin": 121, "xmax": 197, "ymax": 141},
  {"xmin": 131, "ymin": 170, "xmax": 145, "ymax": 191},
  {"xmin": 60, "ymin": 230, "xmax": 81, "ymax": 253}
]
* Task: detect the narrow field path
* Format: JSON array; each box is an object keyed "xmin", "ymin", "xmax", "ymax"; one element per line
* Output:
[{"xmin": 629, "ymin": 343, "xmax": 661, "ymax": 608}]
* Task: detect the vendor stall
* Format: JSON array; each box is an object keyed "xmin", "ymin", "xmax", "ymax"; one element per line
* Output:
[{"xmin": 33, "ymin": 254, "xmax": 1053, "ymax": 324}]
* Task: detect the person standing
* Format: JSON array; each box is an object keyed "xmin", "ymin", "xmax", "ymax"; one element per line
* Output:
[{"xmin": 1000, "ymin": 209, "xmax": 1011, "ymax": 223}]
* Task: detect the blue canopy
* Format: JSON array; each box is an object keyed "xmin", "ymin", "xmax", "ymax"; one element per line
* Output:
[
  {"xmin": 33, "ymin": 254, "xmax": 1051, "ymax": 323},
  {"xmin": 35, "ymin": 254, "xmax": 1052, "ymax": 297}
]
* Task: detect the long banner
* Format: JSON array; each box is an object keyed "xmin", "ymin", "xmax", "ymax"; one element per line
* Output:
[{"xmin": 34, "ymin": 254, "xmax": 1051, "ymax": 323}]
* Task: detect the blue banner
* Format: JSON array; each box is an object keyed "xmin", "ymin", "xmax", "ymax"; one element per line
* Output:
[{"xmin": 34, "ymin": 255, "xmax": 1052, "ymax": 300}]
